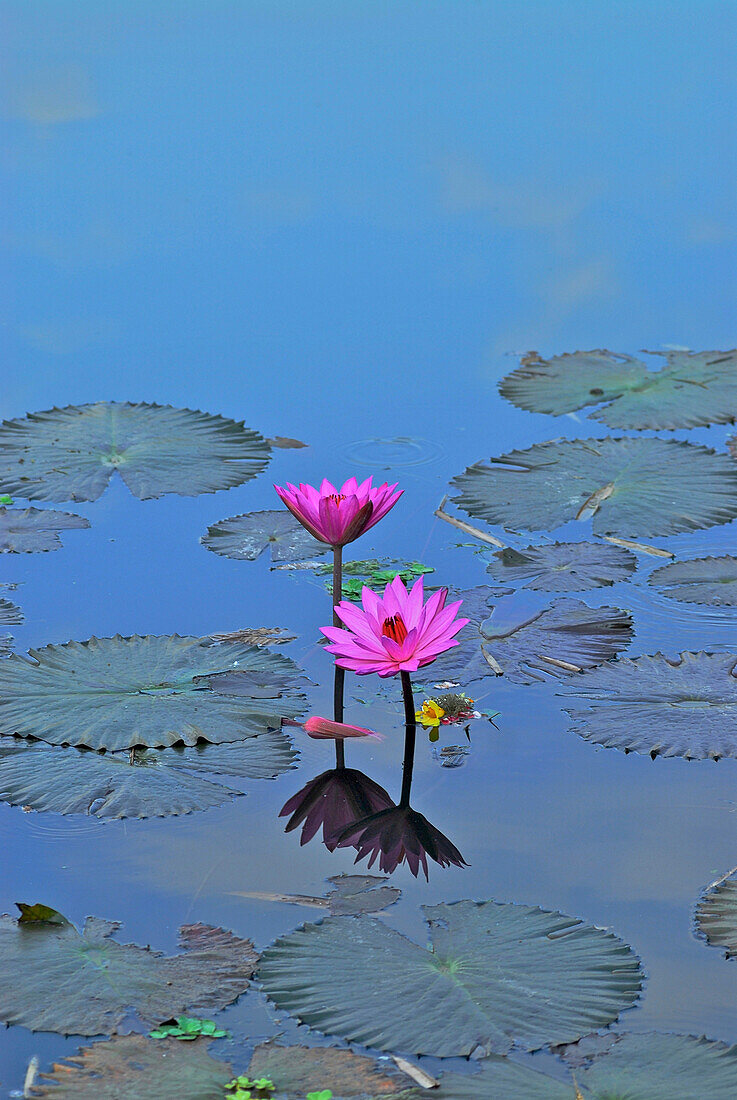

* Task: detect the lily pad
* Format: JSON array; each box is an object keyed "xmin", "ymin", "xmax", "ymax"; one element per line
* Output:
[
  {"xmin": 452, "ymin": 437, "xmax": 737, "ymax": 537},
  {"xmin": 486, "ymin": 541, "xmax": 637, "ymax": 592},
  {"xmin": 31, "ymin": 1035, "xmax": 233, "ymax": 1099},
  {"xmin": 648, "ymin": 555, "xmax": 737, "ymax": 607},
  {"xmin": 0, "ymin": 912, "xmax": 257, "ymax": 1035},
  {"xmin": 431, "ymin": 1033, "xmax": 737, "ymax": 1099},
  {"xmin": 437, "ymin": 590, "xmax": 633, "ymax": 685},
  {"xmin": 696, "ymin": 870, "xmax": 737, "ymax": 959},
  {"xmin": 202, "ymin": 511, "xmax": 327, "ymax": 564},
  {"xmin": 0, "ymin": 732, "xmax": 296, "ymax": 819},
  {"xmin": 0, "ymin": 596, "xmax": 23, "ymax": 658},
  {"xmin": 0, "ymin": 634, "xmax": 306, "ymax": 750},
  {"xmin": 0, "ymin": 505, "xmax": 90, "ymax": 553},
  {"xmin": 258, "ymin": 899, "xmax": 642, "ymax": 1057},
  {"xmin": 0, "ymin": 402, "xmax": 270, "ymax": 502},
  {"xmin": 500, "ymin": 348, "xmax": 737, "ymax": 429},
  {"xmin": 561, "ymin": 651, "xmax": 737, "ymax": 760},
  {"xmin": 236, "ymin": 874, "xmax": 401, "ymax": 916},
  {"xmin": 248, "ymin": 1042, "xmax": 412, "ymax": 1099}
]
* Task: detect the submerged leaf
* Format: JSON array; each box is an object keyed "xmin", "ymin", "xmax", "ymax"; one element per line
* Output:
[
  {"xmin": 248, "ymin": 1042, "xmax": 411, "ymax": 1099},
  {"xmin": 430, "ymin": 1032, "xmax": 737, "ymax": 1098},
  {"xmin": 452, "ymin": 437, "xmax": 737, "ymax": 537},
  {"xmin": 562, "ymin": 651, "xmax": 737, "ymax": 760},
  {"xmin": 235, "ymin": 874, "xmax": 401, "ymax": 916},
  {"xmin": 202, "ymin": 510, "xmax": 327, "ymax": 564},
  {"xmin": 696, "ymin": 870, "xmax": 737, "ymax": 960},
  {"xmin": 0, "ymin": 732, "xmax": 296, "ymax": 820},
  {"xmin": 258, "ymin": 899, "xmax": 641, "ymax": 1058},
  {"xmin": 436, "ymin": 590, "xmax": 633, "ymax": 685},
  {"xmin": 0, "ymin": 634, "xmax": 306, "ymax": 750},
  {"xmin": 0, "ymin": 506, "xmax": 90, "ymax": 553},
  {"xmin": 648, "ymin": 555, "xmax": 737, "ymax": 607},
  {"xmin": 0, "ymin": 402, "xmax": 270, "ymax": 502},
  {"xmin": 0, "ymin": 915, "xmax": 257, "ymax": 1035},
  {"xmin": 31, "ymin": 1035, "xmax": 233, "ymax": 1099},
  {"xmin": 500, "ymin": 348, "xmax": 737, "ymax": 429},
  {"xmin": 486, "ymin": 541, "xmax": 637, "ymax": 592}
]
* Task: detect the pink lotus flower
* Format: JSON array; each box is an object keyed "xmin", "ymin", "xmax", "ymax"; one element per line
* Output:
[
  {"xmin": 274, "ymin": 477, "xmax": 402, "ymax": 547},
  {"xmin": 321, "ymin": 576, "xmax": 469, "ymax": 677},
  {"xmin": 303, "ymin": 716, "xmax": 382, "ymax": 740}
]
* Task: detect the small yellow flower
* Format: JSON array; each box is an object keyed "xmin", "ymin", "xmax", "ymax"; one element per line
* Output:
[{"xmin": 416, "ymin": 700, "xmax": 445, "ymax": 727}]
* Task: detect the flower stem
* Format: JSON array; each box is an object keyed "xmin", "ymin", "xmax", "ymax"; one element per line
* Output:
[
  {"xmin": 332, "ymin": 544, "xmax": 345, "ymax": 769},
  {"xmin": 399, "ymin": 670, "xmax": 416, "ymax": 807}
]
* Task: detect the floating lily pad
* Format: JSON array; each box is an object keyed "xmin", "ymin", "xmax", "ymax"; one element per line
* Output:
[
  {"xmin": 0, "ymin": 732, "xmax": 296, "ymax": 819},
  {"xmin": 500, "ymin": 348, "xmax": 737, "ymax": 429},
  {"xmin": 561, "ymin": 651, "xmax": 737, "ymax": 760},
  {"xmin": 31, "ymin": 1035, "xmax": 233, "ymax": 1099},
  {"xmin": 452, "ymin": 437, "xmax": 737, "ymax": 537},
  {"xmin": 0, "ymin": 634, "xmax": 306, "ymax": 751},
  {"xmin": 236, "ymin": 874, "xmax": 401, "ymax": 916},
  {"xmin": 248, "ymin": 1042, "xmax": 412, "ymax": 1099},
  {"xmin": 431, "ymin": 1033, "xmax": 737, "ymax": 1099},
  {"xmin": 202, "ymin": 511, "xmax": 327, "ymax": 564},
  {"xmin": 0, "ymin": 402, "xmax": 270, "ymax": 502},
  {"xmin": 0, "ymin": 912, "xmax": 257, "ymax": 1035},
  {"xmin": 0, "ymin": 505, "xmax": 90, "ymax": 553},
  {"xmin": 0, "ymin": 597, "xmax": 23, "ymax": 658},
  {"xmin": 486, "ymin": 541, "xmax": 637, "ymax": 592},
  {"xmin": 696, "ymin": 870, "xmax": 737, "ymax": 959},
  {"xmin": 437, "ymin": 590, "xmax": 633, "ymax": 685},
  {"xmin": 258, "ymin": 899, "xmax": 641, "ymax": 1058},
  {"xmin": 648, "ymin": 555, "xmax": 737, "ymax": 607}
]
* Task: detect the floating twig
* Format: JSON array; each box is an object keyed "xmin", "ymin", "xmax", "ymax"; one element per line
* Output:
[
  {"xmin": 23, "ymin": 1056, "xmax": 39, "ymax": 1099},
  {"xmin": 434, "ymin": 496, "xmax": 506, "ymax": 548},
  {"xmin": 537, "ymin": 654, "xmax": 582, "ymax": 673},
  {"xmin": 392, "ymin": 1055, "xmax": 439, "ymax": 1089},
  {"xmin": 602, "ymin": 535, "xmax": 674, "ymax": 559},
  {"xmin": 481, "ymin": 645, "xmax": 505, "ymax": 675}
]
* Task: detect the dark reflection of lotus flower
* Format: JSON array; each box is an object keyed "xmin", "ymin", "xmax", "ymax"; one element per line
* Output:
[
  {"xmin": 279, "ymin": 768, "xmax": 394, "ymax": 851},
  {"xmin": 336, "ymin": 804, "xmax": 468, "ymax": 880}
]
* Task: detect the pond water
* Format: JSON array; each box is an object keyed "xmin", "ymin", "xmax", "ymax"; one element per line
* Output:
[{"xmin": 3, "ymin": 3, "xmax": 737, "ymax": 1096}]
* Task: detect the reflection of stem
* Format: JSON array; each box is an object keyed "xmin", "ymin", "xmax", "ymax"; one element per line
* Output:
[
  {"xmin": 128, "ymin": 747, "xmax": 136, "ymax": 766},
  {"xmin": 332, "ymin": 545, "xmax": 345, "ymax": 769},
  {"xmin": 399, "ymin": 670, "xmax": 416, "ymax": 807}
]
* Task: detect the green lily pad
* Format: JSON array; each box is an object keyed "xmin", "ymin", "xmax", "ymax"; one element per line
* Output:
[
  {"xmin": 247, "ymin": 1042, "xmax": 413, "ymax": 1099},
  {"xmin": 202, "ymin": 510, "xmax": 328, "ymax": 564},
  {"xmin": 0, "ymin": 505, "xmax": 90, "ymax": 552},
  {"xmin": 258, "ymin": 899, "xmax": 642, "ymax": 1058},
  {"xmin": 0, "ymin": 732, "xmax": 296, "ymax": 819},
  {"xmin": 499, "ymin": 348, "xmax": 737, "ymax": 429},
  {"xmin": 0, "ymin": 402, "xmax": 270, "ymax": 502},
  {"xmin": 696, "ymin": 870, "xmax": 737, "ymax": 959},
  {"xmin": 486, "ymin": 541, "xmax": 637, "ymax": 592},
  {"xmin": 0, "ymin": 912, "xmax": 257, "ymax": 1035},
  {"xmin": 648, "ymin": 555, "xmax": 737, "ymax": 607},
  {"xmin": 31, "ymin": 1035, "xmax": 233, "ymax": 1099},
  {"xmin": 0, "ymin": 634, "xmax": 306, "ymax": 750},
  {"xmin": 437, "ymin": 590, "xmax": 633, "ymax": 685},
  {"xmin": 431, "ymin": 1033, "xmax": 737, "ymax": 1098},
  {"xmin": 452, "ymin": 437, "xmax": 737, "ymax": 537},
  {"xmin": 561, "ymin": 651, "xmax": 737, "ymax": 760}
]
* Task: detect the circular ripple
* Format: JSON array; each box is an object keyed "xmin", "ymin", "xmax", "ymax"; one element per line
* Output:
[{"xmin": 342, "ymin": 436, "xmax": 445, "ymax": 469}]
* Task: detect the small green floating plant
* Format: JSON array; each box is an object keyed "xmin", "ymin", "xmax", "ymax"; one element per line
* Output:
[
  {"xmin": 224, "ymin": 1076, "xmax": 280, "ymax": 1099},
  {"xmin": 149, "ymin": 1015, "xmax": 228, "ymax": 1040}
]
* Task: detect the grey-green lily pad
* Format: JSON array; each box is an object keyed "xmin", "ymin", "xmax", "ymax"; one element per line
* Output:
[
  {"xmin": 0, "ymin": 732, "xmax": 296, "ymax": 819},
  {"xmin": 561, "ymin": 651, "xmax": 737, "ymax": 759},
  {"xmin": 258, "ymin": 899, "xmax": 642, "ymax": 1058},
  {"xmin": 437, "ymin": 590, "xmax": 633, "ymax": 685},
  {"xmin": 248, "ymin": 1041, "xmax": 413, "ymax": 1099},
  {"xmin": 431, "ymin": 1033, "xmax": 737, "ymax": 1099},
  {"xmin": 0, "ymin": 402, "xmax": 270, "ymax": 502},
  {"xmin": 0, "ymin": 634, "xmax": 306, "ymax": 751},
  {"xmin": 236, "ymin": 874, "xmax": 401, "ymax": 916},
  {"xmin": 0, "ymin": 505, "xmax": 90, "ymax": 552},
  {"xmin": 202, "ymin": 510, "xmax": 327, "ymax": 564},
  {"xmin": 648, "ymin": 555, "xmax": 737, "ymax": 607},
  {"xmin": 0, "ymin": 912, "xmax": 257, "ymax": 1035},
  {"xmin": 0, "ymin": 596, "xmax": 22, "ymax": 658},
  {"xmin": 452, "ymin": 437, "xmax": 737, "ymax": 537},
  {"xmin": 486, "ymin": 541, "xmax": 637, "ymax": 592},
  {"xmin": 500, "ymin": 348, "xmax": 737, "ymax": 429},
  {"xmin": 31, "ymin": 1035, "xmax": 233, "ymax": 1099},
  {"xmin": 696, "ymin": 870, "xmax": 737, "ymax": 959}
]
